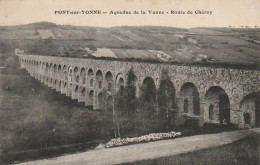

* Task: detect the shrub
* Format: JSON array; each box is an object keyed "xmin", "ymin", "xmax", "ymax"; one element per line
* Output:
[{"xmin": 183, "ymin": 119, "xmax": 199, "ymax": 130}]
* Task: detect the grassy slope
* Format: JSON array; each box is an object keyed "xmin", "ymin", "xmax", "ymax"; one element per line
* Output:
[{"xmin": 0, "ymin": 22, "xmax": 260, "ymax": 64}]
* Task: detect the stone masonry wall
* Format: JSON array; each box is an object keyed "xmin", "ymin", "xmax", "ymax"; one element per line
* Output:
[{"xmin": 17, "ymin": 53, "xmax": 260, "ymax": 128}]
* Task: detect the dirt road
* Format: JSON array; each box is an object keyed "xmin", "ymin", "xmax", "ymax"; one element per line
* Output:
[{"xmin": 17, "ymin": 129, "xmax": 255, "ymax": 165}]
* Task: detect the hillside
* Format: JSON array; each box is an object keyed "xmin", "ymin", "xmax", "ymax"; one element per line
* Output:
[{"xmin": 0, "ymin": 22, "xmax": 260, "ymax": 65}]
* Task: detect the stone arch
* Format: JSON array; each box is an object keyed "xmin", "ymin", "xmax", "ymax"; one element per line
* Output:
[
  {"xmin": 73, "ymin": 67, "xmax": 79, "ymax": 82},
  {"xmin": 68, "ymin": 66, "xmax": 73, "ymax": 74},
  {"xmin": 74, "ymin": 66, "xmax": 78, "ymax": 73},
  {"xmin": 141, "ymin": 77, "xmax": 156, "ymax": 103},
  {"xmin": 240, "ymin": 92, "xmax": 260, "ymax": 127},
  {"xmin": 58, "ymin": 64, "xmax": 62, "ymax": 70},
  {"xmin": 58, "ymin": 64, "xmax": 62, "ymax": 74},
  {"xmin": 67, "ymin": 66, "xmax": 73, "ymax": 82},
  {"xmin": 105, "ymin": 71, "xmax": 113, "ymax": 92},
  {"xmin": 63, "ymin": 65, "xmax": 67, "ymax": 71},
  {"xmin": 180, "ymin": 82, "xmax": 200, "ymax": 115},
  {"xmin": 53, "ymin": 64, "xmax": 57, "ymax": 72},
  {"xmin": 115, "ymin": 73, "xmax": 125, "ymax": 93},
  {"xmin": 59, "ymin": 81, "xmax": 61, "ymax": 88},
  {"xmin": 204, "ymin": 86, "xmax": 230, "ymax": 124},
  {"xmin": 62, "ymin": 65, "xmax": 67, "ymax": 80},
  {"xmin": 49, "ymin": 63, "xmax": 54, "ymax": 76},
  {"xmin": 118, "ymin": 77, "xmax": 125, "ymax": 95},
  {"xmin": 45, "ymin": 63, "xmax": 49, "ymax": 73},
  {"xmin": 88, "ymin": 69, "xmax": 94, "ymax": 87},
  {"xmin": 96, "ymin": 70, "xmax": 103, "ymax": 89},
  {"xmin": 80, "ymin": 68, "xmax": 86, "ymax": 84},
  {"xmin": 76, "ymin": 75, "xmax": 80, "ymax": 83},
  {"xmin": 158, "ymin": 78, "xmax": 176, "ymax": 111},
  {"xmin": 106, "ymin": 95, "xmax": 113, "ymax": 111},
  {"xmin": 89, "ymin": 90, "xmax": 94, "ymax": 105},
  {"xmin": 80, "ymin": 87, "xmax": 86, "ymax": 97},
  {"xmin": 75, "ymin": 85, "xmax": 79, "ymax": 94},
  {"xmin": 98, "ymin": 92, "xmax": 103, "ymax": 109}
]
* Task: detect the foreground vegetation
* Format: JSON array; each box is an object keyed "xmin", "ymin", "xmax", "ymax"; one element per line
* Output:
[{"xmin": 122, "ymin": 134, "xmax": 259, "ymax": 165}]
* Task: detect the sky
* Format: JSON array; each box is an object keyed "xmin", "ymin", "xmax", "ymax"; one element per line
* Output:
[{"xmin": 0, "ymin": 0, "xmax": 259, "ymax": 28}]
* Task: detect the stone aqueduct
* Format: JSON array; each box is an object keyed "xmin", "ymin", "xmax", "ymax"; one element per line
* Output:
[{"xmin": 16, "ymin": 52, "xmax": 260, "ymax": 128}]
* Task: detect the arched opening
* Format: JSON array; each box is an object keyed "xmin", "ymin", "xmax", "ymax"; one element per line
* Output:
[
  {"xmin": 96, "ymin": 70, "xmax": 103, "ymax": 89},
  {"xmin": 240, "ymin": 92, "xmax": 260, "ymax": 127},
  {"xmin": 88, "ymin": 69, "xmax": 94, "ymax": 87},
  {"xmin": 58, "ymin": 65, "xmax": 62, "ymax": 73},
  {"xmin": 73, "ymin": 67, "xmax": 79, "ymax": 82},
  {"xmin": 141, "ymin": 77, "xmax": 156, "ymax": 103},
  {"xmin": 90, "ymin": 79, "xmax": 94, "ymax": 87},
  {"xmin": 105, "ymin": 71, "xmax": 113, "ymax": 92},
  {"xmin": 80, "ymin": 87, "xmax": 86, "ymax": 97},
  {"xmin": 184, "ymin": 99, "xmax": 189, "ymax": 113},
  {"xmin": 158, "ymin": 79, "xmax": 176, "ymax": 111},
  {"xmin": 53, "ymin": 64, "xmax": 57, "ymax": 74},
  {"xmin": 63, "ymin": 65, "xmax": 67, "ymax": 80},
  {"xmin": 64, "ymin": 82, "xmax": 67, "ymax": 88},
  {"xmin": 45, "ymin": 63, "xmax": 49, "ymax": 73},
  {"xmin": 68, "ymin": 66, "xmax": 73, "ymax": 82},
  {"xmin": 49, "ymin": 63, "xmax": 53, "ymax": 75},
  {"xmin": 106, "ymin": 95, "xmax": 113, "ymax": 111},
  {"xmin": 118, "ymin": 77, "xmax": 124, "ymax": 95},
  {"xmin": 98, "ymin": 92, "xmax": 103, "ymax": 109},
  {"xmin": 76, "ymin": 76, "xmax": 79, "ymax": 83},
  {"xmin": 205, "ymin": 86, "xmax": 230, "ymax": 124},
  {"xmin": 157, "ymin": 77, "xmax": 176, "ymax": 130},
  {"xmin": 89, "ymin": 90, "xmax": 94, "ymax": 105},
  {"xmin": 209, "ymin": 104, "xmax": 214, "ymax": 120},
  {"xmin": 59, "ymin": 81, "xmax": 61, "ymax": 88},
  {"xmin": 69, "ymin": 66, "xmax": 72, "ymax": 74},
  {"xmin": 57, "ymin": 65, "xmax": 62, "ymax": 78},
  {"xmin": 80, "ymin": 68, "xmax": 86, "ymax": 84},
  {"xmin": 75, "ymin": 85, "xmax": 78, "ymax": 93},
  {"xmin": 244, "ymin": 113, "xmax": 251, "ymax": 125},
  {"xmin": 180, "ymin": 82, "xmax": 200, "ymax": 115}
]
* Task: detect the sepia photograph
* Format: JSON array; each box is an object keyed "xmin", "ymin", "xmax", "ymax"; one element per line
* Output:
[{"xmin": 0, "ymin": 0, "xmax": 259, "ymax": 164}]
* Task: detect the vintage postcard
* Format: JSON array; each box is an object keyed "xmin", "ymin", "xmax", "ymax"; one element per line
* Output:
[{"xmin": 0, "ymin": 0, "xmax": 259, "ymax": 164}]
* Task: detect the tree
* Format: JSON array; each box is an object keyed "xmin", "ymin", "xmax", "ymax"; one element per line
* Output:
[
  {"xmin": 114, "ymin": 68, "xmax": 138, "ymax": 136},
  {"xmin": 157, "ymin": 69, "xmax": 176, "ymax": 131},
  {"xmin": 138, "ymin": 76, "xmax": 158, "ymax": 134},
  {"xmin": 124, "ymin": 68, "xmax": 138, "ymax": 116}
]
